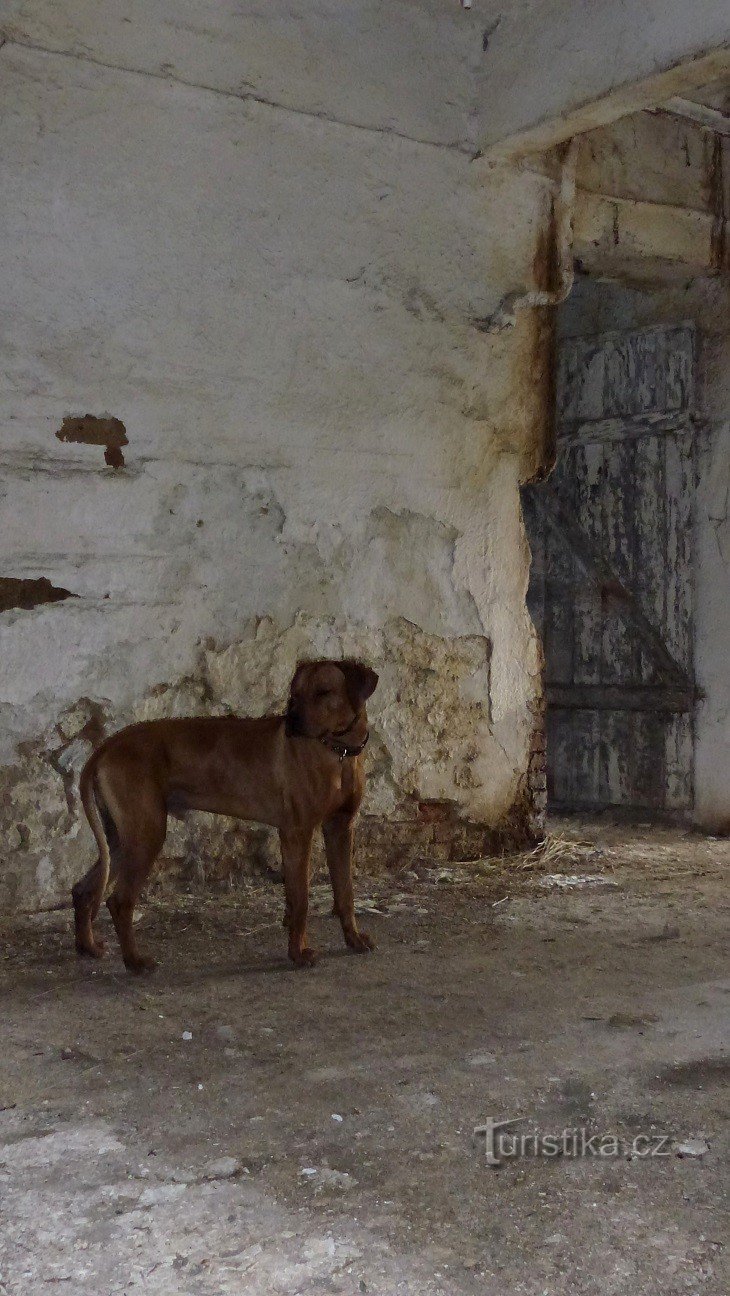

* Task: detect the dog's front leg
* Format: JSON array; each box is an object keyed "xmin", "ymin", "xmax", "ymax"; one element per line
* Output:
[
  {"xmin": 323, "ymin": 813, "xmax": 375, "ymax": 954},
  {"xmin": 279, "ymin": 826, "xmax": 318, "ymax": 967}
]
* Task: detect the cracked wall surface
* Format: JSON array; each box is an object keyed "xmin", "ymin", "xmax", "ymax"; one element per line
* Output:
[{"xmin": 0, "ymin": 11, "xmax": 552, "ymax": 911}]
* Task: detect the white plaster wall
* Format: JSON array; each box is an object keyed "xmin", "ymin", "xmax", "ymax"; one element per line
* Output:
[
  {"xmin": 1, "ymin": 0, "xmax": 487, "ymax": 148},
  {"xmin": 0, "ymin": 29, "xmax": 550, "ymax": 908}
]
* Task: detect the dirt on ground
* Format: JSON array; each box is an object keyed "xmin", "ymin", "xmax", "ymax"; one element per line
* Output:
[{"xmin": 0, "ymin": 820, "xmax": 727, "ymax": 1295}]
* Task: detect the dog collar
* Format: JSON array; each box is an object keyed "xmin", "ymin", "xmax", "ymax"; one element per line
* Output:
[{"xmin": 319, "ymin": 731, "xmax": 370, "ymax": 761}]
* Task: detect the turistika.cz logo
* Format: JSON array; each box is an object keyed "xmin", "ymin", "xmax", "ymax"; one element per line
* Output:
[{"xmin": 473, "ymin": 1117, "xmax": 672, "ymax": 1167}]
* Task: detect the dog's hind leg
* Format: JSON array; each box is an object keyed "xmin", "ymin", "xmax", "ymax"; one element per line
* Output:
[
  {"xmin": 72, "ymin": 857, "xmax": 108, "ymax": 958},
  {"xmin": 73, "ymin": 763, "xmax": 115, "ymax": 959},
  {"xmin": 106, "ymin": 799, "xmax": 166, "ymax": 974}
]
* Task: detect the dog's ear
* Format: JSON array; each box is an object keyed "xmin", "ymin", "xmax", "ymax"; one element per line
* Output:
[
  {"xmin": 289, "ymin": 661, "xmax": 318, "ymax": 698},
  {"xmin": 340, "ymin": 661, "xmax": 379, "ymax": 705},
  {"xmin": 286, "ymin": 662, "xmax": 311, "ymax": 735}
]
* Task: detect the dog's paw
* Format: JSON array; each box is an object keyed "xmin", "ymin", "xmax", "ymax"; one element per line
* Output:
[
  {"xmin": 289, "ymin": 946, "xmax": 320, "ymax": 968},
  {"xmin": 75, "ymin": 937, "xmax": 106, "ymax": 959},
  {"xmin": 345, "ymin": 929, "xmax": 376, "ymax": 954},
  {"xmin": 124, "ymin": 954, "xmax": 158, "ymax": 975}
]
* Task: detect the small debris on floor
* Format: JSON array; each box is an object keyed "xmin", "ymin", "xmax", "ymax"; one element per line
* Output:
[
  {"xmin": 606, "ymin": 1012, "xmax": 659, "ymax": 1029},
  {"xmin": 675, "ymin": 1138, "xmax": 710, "ymax": 1158},
  {"xmin": 468, "ymin": 1051, "xmax": 497, "ymax": 1067},
  {"xmin": 138, "ymin": 1182, "xmax": 188, "ymax": 1207},
  {"xmin": 314, "ymin": 1168, "xmax": 358, "ymax": 1192},
  {"xmin": 539, "ymin": 873, "xmax": 618, "ymax": 890},
  {"xmin": 645, "ymin": 922, "xmax": 681, "ymax": 941},
  {"xmin": 202, "ymin": 1156, "xmax": 242, "ymax": 1179}
]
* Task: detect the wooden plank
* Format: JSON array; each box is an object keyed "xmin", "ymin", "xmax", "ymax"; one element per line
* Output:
[
  {"xmin": 555, "ymin": 344, "xmax": 581, "ymax": 422},
  {"xmin": 596, "ymin": 325, "xmax": 693, "ymax": 420},
  {"xmin": 630, "ymin": 712, "xmax": 667, "ymax": 809},
  {"xmin": 543, "ymin": 511, "xmax": 575, "ymax": 686},
  {"xmin": 533, "ymin": 488, "xmax": 692, "ymax": 687},
  {"xmin": 547, "ymin": 709, "xmax": 574, "ymax": 805},
  {"xmin": 664, "ymin": 434, "xmax": 695, "ymax": 671},
  {"xmin": 602, "ymin": 333, "xmax": 638, "ymax": 420},
  {"xmin": 571, "ymin": 710, "xmax": 601, "ymax": 805},
  {"xmin": 558, "ymin": 412, "xmax": 696, "ymax": 447},
  {"xmin": 546, "ymin": 684, "xmax": 695, "ymax": 712},
  {"xmin": 572, "ymin": 441, "xmax": 603, "ymax": 685},
  {"xmin": 600, "ymin": 711, "xmax": 633, "ymax": 806},
  {"xmin": 557, "ymin": 325, "xmax": 695, "ymax": 435},
  {"xmin": 601, "ymin": 437, "xmax": 635, "ymax": 683},
  {"xmin": 660, "ymin": 97, "xmax": 730, "ymax": 137},
  {"xmin": 633, "ymin": 434, "xmax": 667, "ymax": 683},
  {"xmin": 665, "ymin": 713, "xmax": 694, "ymax": 809},
  {"xmin": 602, "ymin": 437, "xmax": 635, "ymax": 588},
  {"xmin": 663, "ymin": 326, "xmax": 695, "ymax": 412},
  {"xmin": 556, "ymin": 337, "xmax": 606, "ymax": 422},
  {"xmin": 634, "ymin": 327, "xmax": 664, "ymax": 416}
]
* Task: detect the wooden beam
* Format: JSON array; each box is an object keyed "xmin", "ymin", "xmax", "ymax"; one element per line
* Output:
[
  {"xmin": 546, "ymin": 683, "xmax": 697, "ymax": 712},
  {"xmin": 558, "ymin": 413, "xmax": 697, "ymax": 448},
  {"xmin": 481, "ymin": 45, "xmax": 730, "ymax": 157},
  {"xmin": 658, "ymin": 97, "xmax": 730, "ymax": 135}
]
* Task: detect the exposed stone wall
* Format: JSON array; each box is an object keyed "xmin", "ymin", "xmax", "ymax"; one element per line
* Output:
[
  {"xmin": 0, "ymin": 18, "xmax": 555, "ymax": 910},
  {"xmin": 0, "ymin": 607, "xmax": 543, "ymax": 908}
]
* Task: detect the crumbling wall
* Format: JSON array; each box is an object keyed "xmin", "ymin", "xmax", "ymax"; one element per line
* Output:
[{"xmin": 0, "ymin": 20, "xmax": 554, "ymax": 911}]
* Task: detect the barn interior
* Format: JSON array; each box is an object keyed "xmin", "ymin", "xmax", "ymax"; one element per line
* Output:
[{"xmin": 1, "ymin": 4, "xmax": 728, "ymax": 1294}]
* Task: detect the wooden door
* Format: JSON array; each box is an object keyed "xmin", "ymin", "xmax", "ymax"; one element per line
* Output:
[{"xmin": 523, "ymin": 323, "xmax": 698, "ymax": 814}]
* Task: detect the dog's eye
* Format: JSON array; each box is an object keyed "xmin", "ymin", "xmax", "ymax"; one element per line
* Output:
[{"xmin": 314, "ymin": 688, "xmax": 333, "ymax": 700}]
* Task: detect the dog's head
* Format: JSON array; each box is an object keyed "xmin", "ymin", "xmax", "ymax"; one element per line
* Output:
[{"xmin": 285, "ymin": 659, "xmax": 378, "ymax": 744}]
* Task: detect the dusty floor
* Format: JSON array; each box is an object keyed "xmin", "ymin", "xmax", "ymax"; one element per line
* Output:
[{"xmin": 0, "ymin": 820, "xmax": 728, "ymax": 1295}]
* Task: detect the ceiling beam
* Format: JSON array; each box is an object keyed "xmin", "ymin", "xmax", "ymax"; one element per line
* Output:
[{"xmin": 659, "ymin": 95, "xmax": 730, "ymax": 134}]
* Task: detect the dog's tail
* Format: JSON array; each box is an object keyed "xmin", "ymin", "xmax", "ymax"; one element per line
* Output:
[{"xmin": 79, "ymin": 756, "xmax": 113, "ymax": 892}]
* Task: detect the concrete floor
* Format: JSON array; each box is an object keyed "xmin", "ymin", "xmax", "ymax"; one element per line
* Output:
[{"xmin": 0, "ymin": 822, "xmax": 727, "ymax": 1295}]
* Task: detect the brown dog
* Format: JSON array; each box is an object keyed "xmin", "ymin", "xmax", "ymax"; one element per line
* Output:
[{"xmin": 71, "ymin": 659, "xmax": 378, "ymax": 972}]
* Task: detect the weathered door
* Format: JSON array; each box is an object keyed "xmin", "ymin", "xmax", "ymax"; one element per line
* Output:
[{"xmin": 523, "ymin": 323, "xmax": 698, "ymax": 815}]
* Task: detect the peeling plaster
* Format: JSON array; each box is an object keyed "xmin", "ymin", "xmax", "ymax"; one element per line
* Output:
[
  {"xmin": 56, "ymin": 414, "xmax": 128, "ymax": 468},
  {"xmin": 0, "ymin": 609, "xmax": 536, "ymax": 912},
  {"xmin": 0, "ymin": 465, "xmax": 544, "ymax": 909},
  {"xmin": 0, "ymin": 576, "xmax": 75, "ymax": 613}
]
